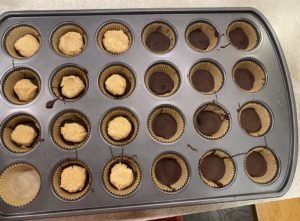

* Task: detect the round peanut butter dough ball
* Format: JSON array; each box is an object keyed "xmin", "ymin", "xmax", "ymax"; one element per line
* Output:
[
  {"xmin": 60, "ymin": 165, "xmax": 86, "ymax": 193},
  {"xmin": 14, "ymin": 34, "xmax": 40, "ymax": 58},
  {"xmin": 105, "ymin": 74, "xmax": 127, "ymax": 96},
  {"xmin": 14, "ymin": 79, "xmax": 38, "ymax": 102},
  {"xmin": 110, "ymin": 162, "xmax": 134, "ymax": 190},
  {"xmin": 102, "ymin": 30, "xmax": 129, "ymax": 54},
  {"xmin": 107, "ymin": 116, "xmax": 132, "ymax": 141},
  {"xmin": 58, "ymin": 32, "xmax": 84, "ymax": 56},
  {"xmin": 60, "ymin": 123, "xmax": 87, "ymax": 143},
  {"xmin": 11, "ymin": 124, "xmax": 37, "ymax": 147},
  {"xmin": 60, "ymin": 75, "xmax": 85, "ymax": 99}
]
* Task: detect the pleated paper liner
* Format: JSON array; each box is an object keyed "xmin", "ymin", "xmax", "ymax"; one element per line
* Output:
[
  {"xmin": 102, "ymin": 156, "xmax": 141, "ymax": 197},
  {"xmin": 52, "ymin": 159, "xmax": 92, "ymax": 201},
  {"xmin": 233, "ymin": 59, "xmax": 266, "ymax": 93},
  {"xmin": 0, "ymin": 163, "xmax": 41, "ymax": 207},
  {"xmin": 151, "ymin": 153, "xmax": 189, "ymax": 192},
  {"xmin": 4, "ymin": 24, "xmax": 41, "ymax": 59},
  {"xmin": 145, "ymin": 63, "xmax": 180, "ymax": 97},
  {"xmin": 2, "ymin": 67, "xmax": 41, "ymax": 105},
  {"xmin": 51, "ymin": 111, "xmax": 90, "ymax": 150},
  {"xmin": 194, "ymin": 103, "xmax": 230, "ymax": 140},
  {"xmin": 97, "ymin": 22, "xmax": 133, "ymax": 55},
  {"xmin": 189, "ymin": 60, "xmax": 224, "ymax": 95},
  {"xmin": 148, "ymin": 106, "xmax": 185, "ymax": 143},
  {"xmin": 244, "ymin": 147, "xmax": 279, "ymax": 184},
  {"xmin": 1, "ymin": 114, "xmax": 41, "ymax": 154},
  {"xmin": 50, "ymin": 65, "xmax": 89, "ymax": 102},
  {"xmin": 142, "ymin": 21, "xmax": 176, "ymax": 54},
  {"xmin": 199, "ymin": 150, "xmax": 235, "ymax": 188},
  {"xmin": 99, "ymin": 64, "xmax": 136, "ymax": 99},
  {"xmin": 185, "ymin": 20, "xmax": 219, "ymax": 52},
  {"xmin": 238, "ymin": 102, "xmax": 272, "ymax": 137},
  {"xmin": 100, "ymin": 108, "xmax": 139, "ymax": 146},
  {"xmin": 227, "ymin": 20, "xmax": 259, "ymax": 51},
  {"xmin": 51, "ymin": 23, "xmax": 87, "ymax": 57}
]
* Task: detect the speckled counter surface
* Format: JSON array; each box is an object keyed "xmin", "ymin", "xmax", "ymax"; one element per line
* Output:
[{"xmin": 1, "ymin": 0, "xmax": 300, "ymax": 220}]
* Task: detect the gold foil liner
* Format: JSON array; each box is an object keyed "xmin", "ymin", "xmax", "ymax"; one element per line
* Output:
[
  {"xmin": 97, "ymin": 22, "xmax": 133, "ymax": 55},
  {"xmin": 194, "ymin": 103, "xmax": 230, "ymax": 140},
  {"xmin": 52, "ymin": 159, "xmax": 92, "ymax": 201},
  {"xmin": 189, "ymin": 61, "xmax": 224, "ymax": 95},
  {"xmin": 50, "ymin": 65, "xmax": 88, "ymax": 102},
  {"xmin": 227, "ymin": 20, "xmax": 259, "ymax": 51},
  {"xmin": 199, "ymin": 150, "xmax": 235, "ymax": 188},
  {"xmin": 99, "ymin": 64, "xmax": 136, "ymax": 99},
  {"xmin": 233, "ymin": 60, "xmax": 266, "ymax": 93},
  {"xmin": 148, "ymin": 106, "xmax": 185, "ymax": 143},
  {"xmin": 151, "ymin": 153, "xmax": 189, "ymax": 192},
  {"xmin": 145, "ymin": 63, "xmax": 180, "ymax": 97},
  {"xmin": 1, "ymin": 114, "xmax": 41, "ymax": 154},
  {"xmin": 238, "ymin": 102, "xmax": 272, "ymax": 137},
  {"xmin": 100, "ymin": 108, "xmax": 139, "ymax": 146},
  {"xmin": 244, "ymin": 147, "xmax": 279, "ymax": 184},
  {"xmin": 185, "ymin": 21, "xmax": 219, "ymax": 52},
  {"xmin": 102, "ymin": 156, "xmax": 141, "ymax": 197},
  {"xmin": 0, "ymin": 163, "xmax": 41, "ymax": 207},
  {"xmin": 2, "ymin": 67, "xmax": 41, "ymax": 105},
  {"xmin": 51, "ymin": 111, "xmax": 90, "ymax": 150},
  {"xmin": 51, "ymin": 23, "xmax": 87, "ymax": 57},
  {"xmin": 142, "ymin": 22, "xmax": 176, "ymax": 54},
  {"xmin": 4, "ymin": 25, "xmax": 41, "ymax": 59}
]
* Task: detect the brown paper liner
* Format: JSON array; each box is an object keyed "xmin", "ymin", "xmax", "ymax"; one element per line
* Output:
[
  {"xmin": 227, "ymin": 20, "xmax": 259, "ymax": 51},
  {"xmin": 99, "ymin": 64, "xmax": 136, "ymax": 99},
  {"xmin": 233, "ymin": 60, "xmax": 266, "ymax": 93},
  {"xmin": 51, "ymin": 23, "xmax": 87, "ymax": 57},
  {"xmin": 0, "ymin": 163, "xmax": 41, "ymax": 207},
  {"xmin": 244, "ymin": 147, "xmax": 279, "ymax": 184},
  {"xmin": 142, "ymin": 21, "xmax": 176, "ymax": 54},
  {"xmin": 2, "ymin": 67, "xmax": 41, "ymax": 105},
  {"xmin": 102, "ymin": 156, "xmax": 141, "ymax": 197},
  {"xmin": 52, "ymin": 159, "xmax": 92, "ymax": 201},
  {"xmin": 51, "ymin": 111, "xmax": 90, "ymax": 150},
  {"xmin": 50, "ymin": 65, "xmax": 88, "ymax": 102},
  {"xmin": 145, "ymin": 63, "xmax": 180, "ymax": 97},
  {"xmin": 189, "ymin": 61, "xmax": 224, "ymax": 95},
  {"xmin": 238, "ymin": 102, "xmax": 272, "ymax": 137},
  {"xmin": 1, "ymin": 114, "xmax": 41, "ymax": 154},
  {"xmin": 151, "ymin": 153, "xmax": 189, "ymax": 192},
  {"xmin": 194, "ymin": 103, "xmax": 230, "ymax": 140},
  {"xmin": 199, "ymin": 150, "xmax": 235, "ymax": 188},
  {"xmin": 97, "ymin": 22, "xmax": 133, "ymax": 55},
  {"xmin": 100, "ymin": 108, "xmax": 139, "ymax": 146},
  {"xmin": 4, "ymin": 25, "xmax": 41, "ymax": 59},
  {"xmin": 185, "ymin": 21, "xmax": 219, "ymax": 52},
  {"xmin": 148, "ymin": 106, "xmax": 184, "ymax": 143}
]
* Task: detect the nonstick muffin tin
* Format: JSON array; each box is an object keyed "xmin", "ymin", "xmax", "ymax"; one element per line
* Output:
[{"xmin": 0, "ymin": 8, "xmax": 297, "ymax": 220}]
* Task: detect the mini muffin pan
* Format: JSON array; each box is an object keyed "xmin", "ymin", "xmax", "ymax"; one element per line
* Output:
[{"xmin": 0, "ymin": 8, "xmax": 297, "ymax": 220}]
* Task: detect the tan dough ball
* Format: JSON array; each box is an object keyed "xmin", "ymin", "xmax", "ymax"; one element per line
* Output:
[
  {"xmin": 58, "ymin": 32, "xmax": 84, "ymax": 56},
  {"xmin": 110, "ymin": 162, "xmax": 134, "ymax": 190},
  {"xmin": 107, "ymin": 116, "xmax": 132, "ymax": 141},
  {"xmin": 60, "ymin": 75, "xmax": 85, "ymax": 98},
  {"xmin": 60, "ymin": 123, "xmax": 87, "ymax": 143},
  {"xmin": 102, "ymin": 30, "xmax": 129, "ymax": 54},
  {"xmin": 13, "ymin": 79, "xmax": 38, "ymax": 102},
  {"xmin": 60, "ymin": 165, "xmax": 86, "ymax": 193},
  {"xmin": 14, "ymin": 34, "xmax": 40, "ymax": 58},
  {"xmin": 11, "ymin": 124, "xmax": 37, "ymax": 147},
  {"xmin": 105, "ymin": 74, "xmax": 127, "ymax": 95}
]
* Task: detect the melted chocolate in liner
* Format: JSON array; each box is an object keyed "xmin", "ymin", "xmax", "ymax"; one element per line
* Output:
[
  {"xmin": 191, "ymin": 70, "xmax": 214, "ymax": 92},
  {"xmin": 104, "ymin": 73, "xmax": 131, "ymax": 98},
  {"xmin": 148, "ymin": 72, "xmax": 174, "ymax": 95},
  {"xmin": 188, "ymin": 29, "xmax": 210, "ymax": 50},
  {"xmin": 234, "ymin": 68, "xmax": 255, "ymax": 90},
  {"xmin": 59, "ymin": 120, "xmax": 88, "ymax": 145},
  {"xmin": 155, "ymin": 158, "xmax": 182, "ymax": 186},
  {"xmin": 11, "ymin": 121, "xmax": 40, "ymax": 147},
  {"xmin": 196, "ymin": 111, "xmax": 222, "ymax": 136},
  {"xmin": 200, "ymin": 154, "xmax": 225, "ymax": 182},
  {"xmin": 152, "ymin": 113, "xmax": 177, "ymax": 139},
  {"xmin": 106, "ymin": 116, "xmax": 134, "ymax": 142},
  {"xmin": 246, "ymin": 151, "xmax": 267, "ymax": 177},
  {"xmin": 229, "ymin": 28, "xmax": 249, "ymax": 49},
  {"xmin": 240, "ymin": 108, "xmax": 262, "ymax": 133},
  {"xmin": 145, "ymin": 31, "xmax": 170, "ymax": 52}
]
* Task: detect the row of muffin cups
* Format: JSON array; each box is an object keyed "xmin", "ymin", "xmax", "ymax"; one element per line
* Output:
[{"xmin": 4, "ymin": 18, "xmax": 260, "ymax": 60}]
